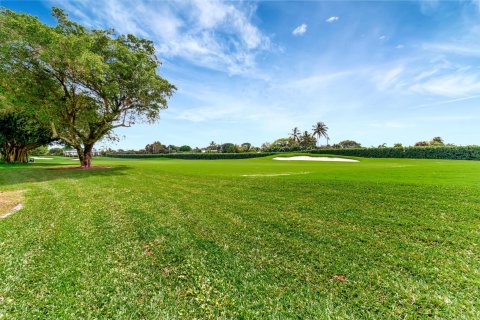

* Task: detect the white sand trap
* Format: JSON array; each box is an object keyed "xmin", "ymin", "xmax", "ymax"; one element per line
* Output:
[
  {"xmin": 242, "ymin": 172, "xmax": 311, "ymax": 177},
  {"xmin": 273, "ymin": 156, "xmax": 359, "ymax": 162},
  {"xmin": 31, "ymin": 157, "xmax": 53, "ymax": 160},
  {"xmin": 71, "ymin": 158, "xmax": 80, "ymax": 161}
]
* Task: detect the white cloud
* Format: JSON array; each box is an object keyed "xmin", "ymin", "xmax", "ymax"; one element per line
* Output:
[
  {"xmin": 396, "ymin": 44, "xmax": 405, "ymax": 49},
  {"xmin": 379, "ymin": 35, "xmax": 387, "ymax": 40},
  {"xmin": 292, "ymin": 24, "xmax": 307, "ymax": 36},
  {"xmin": 326, "ymin": 16, "xmax": 339, "ymax": 23},
  {"xmin": 410, "ymin": 73, "xmax": 480, "ymax": 97},
  {"xmin": 55, "ymin": 0, "xmax": 270, "ymax": 75}
]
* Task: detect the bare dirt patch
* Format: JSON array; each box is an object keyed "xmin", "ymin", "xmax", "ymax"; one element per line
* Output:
[
  {"xmin": 48, "ymin": 166, "xmax": 112, "ymax": 171},
  {"xmin": 0, "ymin": 190, "xmax": 24, "ymax": 219}
]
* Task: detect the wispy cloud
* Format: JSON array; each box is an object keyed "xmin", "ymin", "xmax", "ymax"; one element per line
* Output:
[
  {"xmin": 54, "ymin": 0, "xmax": 271, "ymax": 75},
  {"xmin": 410, "ymin": 73, "xmax": 480, "ymax": 97},
  {"xmin": 292, "ymin": 23, "xmax": 307, "ymax": 36},
  {"xmin": 410, "ymin": 95, "xmax": 480, "ymax": 110},
  {"xmin": 423, "ymin": 43, "xmax": 480, "ymax": 56},
  {"xmin": 376, "ymin": 66, "xmax": 404, "ymax": 90},
  {"xmin": 326, "ymin": 16, "xmax": 339, "ymax": 23}
]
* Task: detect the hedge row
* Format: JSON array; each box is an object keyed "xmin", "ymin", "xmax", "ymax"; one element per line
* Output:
[
  {"xmin": 106, "ymin": 146, "xmax": 480, "ymax": 161},
  {"xmin": 309, "ymin": 146, "xmax": 480, "ymax": 160},
  {"xmin": 105, "ymin": 152, "xmax": 277, "ymax": 160}
]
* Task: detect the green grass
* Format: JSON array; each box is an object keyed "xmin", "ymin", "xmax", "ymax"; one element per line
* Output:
[{"xmin": 0, "ymin": 155, "xmax": 479, "ymax": 319}]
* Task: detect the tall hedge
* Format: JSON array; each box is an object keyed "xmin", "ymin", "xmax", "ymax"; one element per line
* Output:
[
  {"xmin": 105, "ymin": 146, "xmax": 480, "ymax": 161},
  {"xmin": 105, "ymin": 152, "xmax": 276, "ymax": 160},
  {"xmin": 309, "ymin": 146, "xmax": 480, "ymax": 160}
]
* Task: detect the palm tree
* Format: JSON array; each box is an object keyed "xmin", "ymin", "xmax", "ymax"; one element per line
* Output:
[
  {"xmin": 290, "ymin": 127, "xmax": 300, "ymax": 142},
  {"xmin": 312, "ymin": 121, "xmax": 329, "ymax": 147}
]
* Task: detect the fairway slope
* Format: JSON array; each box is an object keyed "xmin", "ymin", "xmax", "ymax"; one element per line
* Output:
[{"xmin": 0, "ymin": 157, "xmax": 479, "ymax": 319}]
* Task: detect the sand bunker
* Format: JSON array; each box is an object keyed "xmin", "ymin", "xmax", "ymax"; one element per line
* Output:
[
  {"xmin": 31, "ymin": 157, "xmax": 53, "ymax": 160},
  {"xmin": 273, "ymin": 156, "xmax": 359, "ymax": 162}
]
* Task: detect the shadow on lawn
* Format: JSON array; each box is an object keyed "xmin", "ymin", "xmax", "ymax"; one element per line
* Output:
[{"xmin": 0, "ymin": 163, "xmax": 130, "ymax": 188}]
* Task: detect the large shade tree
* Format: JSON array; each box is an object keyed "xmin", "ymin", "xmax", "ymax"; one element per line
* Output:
[{"xmin": 0, "ymin": 8, "xmax": 176, "ymax": 167}]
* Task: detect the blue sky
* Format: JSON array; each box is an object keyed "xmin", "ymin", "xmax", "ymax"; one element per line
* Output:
[{"xmin": 3, "ymin": 0, "xmax": 480, "ymax": 149}]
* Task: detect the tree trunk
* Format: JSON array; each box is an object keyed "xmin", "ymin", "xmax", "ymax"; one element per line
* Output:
[
  {"xmin": 75, "ymin": 146, "xmax": 85, "ymax": 167},
  {"xmin": 82, "ymin": 144, "xmax": 94, "ymax": 168},
  {"xmin": 1, "ymin": 144, "xmax": 29, "ymax": 163}
]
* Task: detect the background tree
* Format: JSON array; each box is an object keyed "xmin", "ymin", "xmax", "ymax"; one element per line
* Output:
[
  {"xmin": 241, "ymin": 142, "xmax": 252, "ymax": 152},
  {"xmin": 430, "ymin": 136, "xmax": 444, "ymax": 146},
  {"xmin": 221, "ymin": 143, "xmax": 236, "ymax": 153},
  {"xmin": 338, "ymin": 140, "xmax": 362, "ymax": 148},
  {"xmin": 299, "ymin": 131, "xmax": 317, "ymax": 147},
  {"xmin": 179, "ymin": 145, "xmax": 192, "ymax": 152},
  {"xmin": 0, "ymin": 8, "xmax": 175, "ymax": 168},
  {"xmin": 415, "ymin": 141, "xmax": 430, "ymax": 147},
  {"xmin": 312, "ymin": 122, "xmax": 329, "ymax": 146},
  {"xmin": 145, "ymin": 141, "xmax": 165, "ymax": 154},
  {"xmin": 290, "ymin": 127, "xmax": 301, "ymax": 142},
  {"xmin": 48, "ymin": 147, "xmax": 65, "ymax": 156},
  {"xmin": 30, "ymin": 145, "xmax": 49, "ymax": 156},
  {"xmin": 270, "ymin": 138, "xmax": 297, "ymax": 149},
  {"xmin": 167, "ymin": 145, "xmax": 179, "ymax": 153},
  {"xmin": 393, "ymin": 143, "xmax": 403, "ymax": 148}
]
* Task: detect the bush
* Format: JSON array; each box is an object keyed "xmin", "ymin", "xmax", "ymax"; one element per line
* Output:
[{"xmin": 105, "ymin": 152, "xmax": 276, "ymax": 160}]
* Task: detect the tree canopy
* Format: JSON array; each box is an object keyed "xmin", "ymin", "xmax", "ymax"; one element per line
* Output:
[
  {"xmin": 0, "ymin": 106, "xmax": 54, "ymax": 163},
  {"xmin": 0, "ymin": 7, "xmax": 175, "ymax": 167},
  {"xmin": 338, "ymin": 140, "xmax": 362, "ymax": 148}
]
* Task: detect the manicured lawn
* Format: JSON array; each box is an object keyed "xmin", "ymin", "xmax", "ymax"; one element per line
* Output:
[{"xmin": 0, "ymin": 155, "xmax": 479, "ymax": 319}]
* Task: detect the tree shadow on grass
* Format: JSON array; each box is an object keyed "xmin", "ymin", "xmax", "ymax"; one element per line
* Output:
[{"xmin": 0, "ymin": 163, "xmax": 130, "ymax": 188}]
